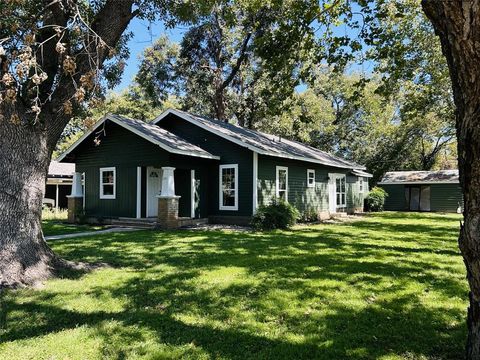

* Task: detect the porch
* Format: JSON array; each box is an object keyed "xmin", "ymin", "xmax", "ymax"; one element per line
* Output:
[{"xmin": 68, "ymin": 165, "xmax": 204, "ymax": 229}]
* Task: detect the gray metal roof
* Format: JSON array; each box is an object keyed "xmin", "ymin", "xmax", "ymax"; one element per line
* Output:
[
  {"xmin": 48, "ymin": 161, "xmax": 75, "ymax": 177},
  {"xmin": 379, "ymin": 170, "xmax": 459, "ymax": 184},
  {"xmin": 58, "ymin": 114, "xmax": 220, "ymax": 161},
  {"xmin": 351, "ymin": 169, "xmax": 373, "ymax": 178},
  {"xmin": 154, "ymin": 109, "xmax": 366, "ymax": 170}
]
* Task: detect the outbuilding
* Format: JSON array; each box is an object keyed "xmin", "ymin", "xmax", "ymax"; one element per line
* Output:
[{"xmin": 378, "ymin": 170, "xmax": 463, "ymax": 213}]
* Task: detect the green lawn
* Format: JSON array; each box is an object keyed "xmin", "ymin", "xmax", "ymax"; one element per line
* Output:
[
  {"xmin": 1, "ymin": 212, "xmax": 467, "ymax": 359},
  {"xmin": 42, "ymin": 220, "xmax": 104, "ymax": 236}
]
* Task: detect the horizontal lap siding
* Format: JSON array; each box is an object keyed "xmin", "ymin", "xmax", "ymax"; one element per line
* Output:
[
  {"xmin": 430, "ymin": 184, "xmax": 463, "ymax": 212},
  {"xmin": 380, "ymin": 184, "xmax": 406, "ymax": 211},
  {"xmin": 257, "ymin": 155, "xmax": 364, "ymax": 214},
  {"xmin": 159, "ymin": 116, "xmax": 253, "ymax": 217},
  {"xmin": 75, "ymin": 122, "xmax": 170, "ymax": 218}
]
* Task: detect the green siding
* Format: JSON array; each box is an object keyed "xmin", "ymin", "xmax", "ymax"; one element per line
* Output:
[
  {"xmin": 430, "ymin": 184, "xmax": 463, "ymax": 212},
  {"xmin": 381, "ymin": 183, "xmax": 463, "ymax": 212},
  {"xmin": 74, "ymin": 121, "xmax": 215, "ymax": 218},
  {"xmin": 381, "ymin": 184, "xmax": 407, "ymax": 211},
  {"xmin": 257, "ymin": 155, "xmax": 366, "ymax": 214},
  {"xmin": 159, "ymin": 115, "xmax": 253, "ymax": 216}
]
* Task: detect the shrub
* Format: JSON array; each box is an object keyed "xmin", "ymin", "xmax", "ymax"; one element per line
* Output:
[
  {"xmin": 365, "ymin": 186, "xmax": 388, "ymax": 212},
  {"xmin": 300, "ymin": 207, "xmax": 319, "ymax": 223},
  {"xmin": 251, "ymin": 200, "xmax": 300, "ymax": 230}
]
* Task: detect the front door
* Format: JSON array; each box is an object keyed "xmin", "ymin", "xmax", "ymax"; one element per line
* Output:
[{"xmin": 146, "ymin": 167, "xmax": 162, "ymax": 217}]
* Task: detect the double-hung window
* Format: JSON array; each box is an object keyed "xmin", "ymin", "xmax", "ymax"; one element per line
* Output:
[
  {"xmin": 359, "ymin": 178, "xmax": 364, "ymax": 193},
  {"xmin": 219, "ymin": 164, "xmax": 238, "ymax": 210},
  {"xmin": 276, "ymin": 166, "xmax": 288, "ymax": 201},
  {"xmin": 100, "ymin": 167, "xmax": 116, "ymax": 199},
  {"xmin": 307, "ymin": 169, "xmax": 315, "ymax": 188},
  {"xmin": 335, "ymin": 175, "xmax": 346, "ymax": 208}
]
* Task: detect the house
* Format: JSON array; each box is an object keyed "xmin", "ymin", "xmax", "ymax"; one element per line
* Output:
[
  {"xmin": 378, "ymin": 170, "xmax": 463, "ymax": 213},
  {"xmin": 43, "ymin": 161, "xmax": 75, "ymax": 210},
  {"xmin": 58, "ymin": 109, "xmax": 372, "ymax": 227}
]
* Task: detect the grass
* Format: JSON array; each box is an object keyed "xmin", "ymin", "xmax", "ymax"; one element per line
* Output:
[
  {"xmin": 1, "ymin": 212, "xmax": 467, "ymax": 359},
  {"xmin": 42, "ymin": 220, "xmax": 104, "ymax": 236}
]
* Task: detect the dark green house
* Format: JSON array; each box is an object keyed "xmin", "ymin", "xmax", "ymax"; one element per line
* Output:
[
  {"xmin": 59, "ymin": 109, "xmax": 372, "ymax": 227},
  {"xmin": 378, "ymin": 170, "xmax": 463, "ymax": 213}
]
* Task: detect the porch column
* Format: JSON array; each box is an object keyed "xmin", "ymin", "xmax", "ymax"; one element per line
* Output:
[
  {"xmin": 156, "ymin": 167, "xmax": 180, "ymax": 229},
  {"xmin": 67, "ymin": 172, "xmax": 83, "ymax": 223}
]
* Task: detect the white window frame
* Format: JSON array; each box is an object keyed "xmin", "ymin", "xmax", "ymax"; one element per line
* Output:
[
  {"xmin": 276, "ymin": 166, "xmax": 289, "ymax": 201},
  {"xmin": 335, "ymin": 175, "xmax": 346, "ymax": 208},
  {"xmin": 307, "ymin": 169, "xmax": 315, "ymax": 188},
  {"xmin": 359, "ymin": 178, "xmax": 364, "ymax": 193},
  {"xmin": 99, "ymin": 167, "xmax": 116, "ymax": 200},
  {"xmin": 219, "ymin": 164, "xmax": 238, "ymax": 211}
]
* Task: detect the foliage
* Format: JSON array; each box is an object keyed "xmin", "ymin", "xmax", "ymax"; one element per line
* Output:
[
  {"xmin": 1, "ymin": 212, "xmax": 466, "ymax": 358},
  {"xmin": 260, "ymin": 68, "xmax": 457, "ymax": 183},
  {"xmin": 365, "ymin": 187, "xmax": 388, "ymax": 212},
  {"xmin": 251, "ymin": 200, "xmax": 300, "ymax": 230},
  {"xmin": 136, "ymin": 2, "xmax": 320, "ymax": 125},
  {"xmin": 41, "ymin": 207, "xmax": 68, "ymax": 221},
  {"xmin": 300, "ymin": 207, "xmax": 320, "ymax": 223}
]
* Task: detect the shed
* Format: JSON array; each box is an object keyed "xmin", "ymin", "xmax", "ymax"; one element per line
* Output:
[{"xmin": 378, "ymin": 170, "xmax": 463, "ymax": 213}]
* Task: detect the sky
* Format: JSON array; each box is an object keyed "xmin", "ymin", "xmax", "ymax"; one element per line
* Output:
[{"xmin": 114, "ymin": 19, "xmax": 184, "ymax": 92}]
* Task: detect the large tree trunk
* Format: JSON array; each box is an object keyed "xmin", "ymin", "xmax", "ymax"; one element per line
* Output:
[
  {"xmin": 0, "ymin": 112, "xmax": 58, "ymax": 287},
  {"xmin": 421, "ymin": 1, "xmax": 480, "ymax": 358}
]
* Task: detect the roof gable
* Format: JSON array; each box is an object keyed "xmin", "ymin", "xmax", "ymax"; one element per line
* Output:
[
  {"xmin": 154, "ymin": 109, "xmax": 366, "ymax": 170},
  {"xmin": 57, "ymin": 114, "xmax": 220, "ymax": 162}
]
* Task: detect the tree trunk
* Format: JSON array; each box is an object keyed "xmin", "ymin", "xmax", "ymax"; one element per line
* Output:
[
  {"xmin": 0, "ymin": 113, "xmax": 57, "ymax": 287},
  {"xmin": 421, "ymin": 1, "xmax": 480, "ymax": 358}
]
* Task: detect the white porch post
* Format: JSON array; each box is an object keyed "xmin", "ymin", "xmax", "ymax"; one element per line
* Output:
[
  {"xmin": 70, "ymin": 172, "xmax": 83, "ymax": 197},
  {"xmin": 67, "ymin": 171, "xmax": 84, "ymax": 223},
  {"xmin": 156, "ymin": 167, "xmax": 180, "ymax": 228},
  {"xmin": 160, "ymin": 167, "xmax": 176, "ymax": 197}
]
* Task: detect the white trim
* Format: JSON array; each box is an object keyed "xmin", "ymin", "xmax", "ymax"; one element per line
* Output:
[
  {"xmin": 153, "ymin": 108, "xmax": 366, "ymax": 170},
  {"xmin": 191, "ymin": 170, "xmax": 195, "ymax": 218},
  {"xmin": 276, "ymin": 166, "xmax": 288, "ymax": 201},
  {"xmin": 219, "ymin": 164, "xmax": 239, "ymax": 211},
  {"xmin": 307, "ymin": 169, "xmax": 315, "ymax": 188},
  {"xmin": 136, "ymin": 167, "xmax": 142, "ymax": 218},
  {"xmin": 99, "ymin": 167, "xmax": 116, "ymax": 200},
  {"xmin": 57, "ymin": 113, "xmax": 220, "ymax": 162},
  {"xmin": 252, "ymin": 152, "xmax": 258, "ymax": 214},
  {"xmin": 378, "ymin": 181, "xmax": 460, "ymax": 185},
  {"xmin": 82, "ymin": 172, "xmax": 85, "ymax": 210},
  {"xmin": 55, "ymin": 184, "xmax": 59, "ymax": 211}
]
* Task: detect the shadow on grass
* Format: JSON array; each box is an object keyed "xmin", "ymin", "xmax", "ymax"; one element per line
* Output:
[{"xmin": 2, "ymin": 213, "xmax": 467, "ymax": 359}]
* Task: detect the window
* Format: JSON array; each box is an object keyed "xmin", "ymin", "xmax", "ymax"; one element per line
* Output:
[
  {"xmin": 276, "ymin": 166, "xmax": 288, "ymax": 201},
  {"xmin": 335, "ymin": 175, "xmax": 346, "ymax": 207},
  {"xmin": 307, "ymin": 169, "xmax": 315, "ymax": 188},
  {"xmin": 359, "ymin": 178, "xmax": 364, "ymax": 193},
  {"xmin": 100, "ymin": 167, "xmax": 116, "ymax": 199},
  {"xmin": 219, "ymin": 164, "xmax": 238, "ymax": 210}
]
